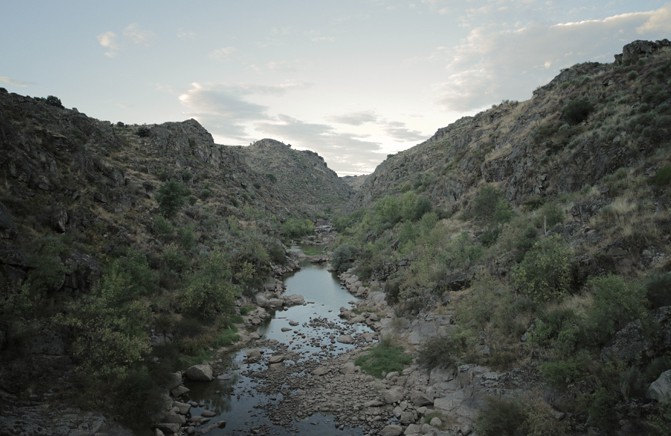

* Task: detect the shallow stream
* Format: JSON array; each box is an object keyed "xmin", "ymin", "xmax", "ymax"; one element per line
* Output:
[{"xmin": 184, "ymin": 263, "xmax": 373, "ymax": 435}]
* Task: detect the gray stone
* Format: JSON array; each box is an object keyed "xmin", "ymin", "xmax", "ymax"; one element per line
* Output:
[
  {"xmin": 170, "ymin": 385, "xmax": 190, "ymax": 397},
  {"xmin": 269, "ymin": 354, "xmax": 285, "ymax": 364},
  {"xmin": 173, "ymin": 401, "xmax": 191, "ymax": 415},
  {"xmin": 409, "ymin": 390, "xmax": 433, "ymax": 407},
  {"xmin": 337, "ymin": 334, "xmax": 354, "ymax": 344},
  {"xmin": 648, "ymin": 369, "xmax": 671, "ymax": 402},
  {"xmin": 155, "ymin": 423, "xmax": 181, "ymax": 434},
  {"xmin": 429, "ymin": 416, "xmax": 442, "ymax": 427},
  {"xmin": 382, "ymin": 387, "xmax": 404, "ymax": 404},
  {"xmin": 403, "ymin": 423, "xmax": 423, "ymax": 435},
  {"xmin": 185, "ymin": 364, "xmax": 214, "ymax": 382},
  {"xmin": 246, "ymin": 348, "xmax": 263, "ymax": 363},
  {"xmin": 379, "ymin": 424, "xmax": 403, "ymax": 436}
]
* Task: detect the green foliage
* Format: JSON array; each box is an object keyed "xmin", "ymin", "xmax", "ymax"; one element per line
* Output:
[
  {"xmin": 471, "ymin": 185, "xmax": 512, "ymax": 226},
  {"xmin": 646, "ymin": 272, "xmax": 671, "ymax": 308},
  {"xmin": 540, "ymin": 350, "xmax": 592, "ymax": 388},
  {"xmin": 45, "ymin": 95, "xmax": 63, "ymax": 108},
  {"xmin": 136, "ymin": 126, "xmax": 151, "ymax": 137},
  {"xmin": 562, "ymin": 99, "xmax": 594, "ymax": 125},
  {"xmin": 181, "ymin": 251, "xmax": 238, "ymax": 323},
  {"xmin": 652, "ymin": 165, "xmax": 671, "ymax": 188},
  {"xmin": 281, "ymin": 217, "xmax": 315, "ymax": 240},
  {"xmin": 417, "ymin": 332, "xmax": 469, "ymax": 369},
  {"xmin": 26, "ymin": 235, "xmax": 70, "ymax": 298},
  {"xmin": 476, "ymin": 396, "xmax": 528, "ymax": 436},
  {"xmin": 354, "ymin": 339, "xmax": 413, "ymax": 378},
  {"xmin": 151, "ymin": 215, "xmax": 174, "ymax": 240},
  {"xmin": 583, "ymin": 275, "xmax": 647, "ymax": 346},
  {"xmin": 332, "ymin": 243, "xmax": 358, "ymax": 273},
  {"xmin": 511, "ymin": 235, "xmax": 572, "ymax": 303},
  {"xmin": 156, "ymin": 180, "xmax": 189, "ymax": 218}
]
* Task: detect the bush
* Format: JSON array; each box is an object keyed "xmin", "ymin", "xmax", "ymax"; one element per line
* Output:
[
  {"xmin": 511, "ymin": 235, "xmax": 572, "ymax": 303},
  {"xmin": 471, "ymin": 185, "xmax": 512, "ymax": 226},
  {"xmin": 584, "ymin": 275, "xmax": 647, "ymax": 345},
  {"xmin": 181, "ymin": 251, "xmax": 238, "ymax": 323},
  {"xmin": 417, "ymin": 333, "xmax": 468, "ymax": 369},
  {"xmin": 136, "ymin": 126, "xmax": 151, "ymax": 137},
  {"xmin": 332, "ymin": 244, "xmax": 358, "ymax": 273},
  {"xmin": 355, "ymin": 339, "xmax": 412, "ymax": 378},
  {"xmin": 652, "ymin": 165, "xmax": 671, "ymax": 188},
  {"xmin": 646, "ymin": 272, "xmax": 671, "ymax": 308},
  {"xmin": 476, "ymin": 396, "xmax": 528, "ymax": 435},
  {"xmin": 45, "ymin": 95, "xmax": 64, "ymax": 108},
  {"xmin": 281, "ymin": 217, "xmax": 315, "ymax": 240},
  {"xmin": 562, "ymin": 99, "xmax": 594, "ymax": 125},
  {"xmin": 156, "ymin": 180, "xmax": 189, "ymax": 218}
]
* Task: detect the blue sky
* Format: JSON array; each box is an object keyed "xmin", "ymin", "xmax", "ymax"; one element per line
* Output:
[{"xmin": 2, "ymin": 1, "xmax": 670, "ymax": 175}]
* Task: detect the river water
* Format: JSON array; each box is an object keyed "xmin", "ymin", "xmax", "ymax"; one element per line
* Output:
[{"xmin": 184, "ymin": 263, "xmax": 373, "ymax": 435}]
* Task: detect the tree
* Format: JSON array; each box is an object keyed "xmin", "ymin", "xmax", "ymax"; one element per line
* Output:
[
  {"xmin": 45, "ymin": 95, "xmax": 63, "ymax": 108},
  {"xmin": 156, "ymin": 180, "xmax": 189, "ymax": 218}
]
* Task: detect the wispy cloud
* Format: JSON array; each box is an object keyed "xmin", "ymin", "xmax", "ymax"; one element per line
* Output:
[
  {"xmin": 433, "ymin": 7, "xmax": 667, "ymax": 111},
  {"xmin": 97, "ymin": 31, "xmax": 119, "ymax": 58},
  {"xmin": 209, "ymin": 46, "xmax": 236, "ymax": 61},
  {"xmin": 329, "ymin": 110, "xmax": 378, "ymax": 126},
  {"xmin": 0, "ymin": 76, "xmax": 34, "ymax": 87},
  {"xmin": 97, "ymin": 23, "xmax": 155, "ymax": 58},
  {"xmin": 123, "ymin": 23, "xmax": 155, "ymax": 45},
  {"xmin": 638, "ymin": 3, "xmax": 671, "ymax": 33}
]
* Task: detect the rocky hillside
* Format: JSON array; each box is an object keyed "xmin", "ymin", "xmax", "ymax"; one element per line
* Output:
[
  {"xmin": 0, "ymin": 89, "xmax": 351, "ymax": 432},
  {"xmin": 354, "ymin": 39, "xmax": 671, "ymax": 212},
  {"xmin": 334, "ymin": 40, "xmax": 671, "ymax": 434},
  {"xmin": 238, "ymin": 138, "xmax": 352, "ymax": 216}
]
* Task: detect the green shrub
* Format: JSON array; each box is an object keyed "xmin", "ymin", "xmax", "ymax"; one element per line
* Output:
[
  {"xmin": 562, "ymin": 99, "xmax": 594, "ymax": 125},
  {"xmin": 652, "ymin": 165, "xmax": 671, "ymax": 188},
  {"xmin": 417, "ymin": 333, "xmax": 468, "ymax": 369},
  {"xmin": 471, "ymin": 185, "xmax": 512, "ymax": 226},
  {"xmin": 181, "ymin": 251, "xmax": 238, "ymax": 323},
  {"xmin": 646, "ymin": 272, "xmax": 671, "ymax": 308},
  {"xmin": 332, "ymin": 244, "xmax": 358, "ymax": 273},
  {"xmin": 540, "ymin": 350, "xmax": 591, "ymax": 388},
  {"xmin": 45, "ymin": 95, "xmax": 63, "ymax": 108},
  {"xmin": 584, "ymin": 275, "xmax": 647, "ymax": 345},
  {"xmin": 355, "ymin": 339, "xmax": 412, "ymax": 378},
  {"xmin": 476, "ymin": 396, "xmax": 528, "ymax": 435},
  {"xmin": 511, "ymin": 235, "xmax": 572, "ymax": 303},
  {"xmin": 136, "ymin": 126, "xmax": 151, "ymax": 137},
  {"xmin": 151, "ymin": 215, "xmax": 174, "ymax": 240},
  {"xmin": 156, "ymin": 180, "xmax": 189, "ymax": 218},
  {"xmin": 281, "ymin": 217, "xmax": 315, "ymax": 239}
]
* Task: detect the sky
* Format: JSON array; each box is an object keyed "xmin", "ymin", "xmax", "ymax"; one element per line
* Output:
[{"xmin": 1, "ymin": 1, "xmax": 670, "ymax": 175}]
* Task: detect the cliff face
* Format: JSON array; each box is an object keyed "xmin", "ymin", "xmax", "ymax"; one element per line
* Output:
[{"xmin": 353, "ymin": 40, "xmax": 671, "ymax": 216}]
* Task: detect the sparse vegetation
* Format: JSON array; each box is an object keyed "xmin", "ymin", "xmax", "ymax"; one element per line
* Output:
[{"xmin": 355, "ymin": 339, "xmax": 413, "ymax": 378}]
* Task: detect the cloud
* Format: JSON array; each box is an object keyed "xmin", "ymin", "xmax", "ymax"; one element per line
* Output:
[
  {"xmin": 209, "ymin": 46, "xmax": 237, "ymax": 61},
  {"xmin": 383, "ymin": 121, "xmax": 426, "ymax": 142},
  {"xmin": 329, "ymin": 111, "xmax": 378, "ymax": 126},
  {"xmin": 97, "ymin": 23, "xmax": 154, "ymax": 58},
  {"xmin": 0, "ymin": 76, "xmax": 33, "ymax": 87},
  {"xmin": 123, "ymin": 23, "xmax": 155, "ymax": 45},
  {"xmin": 97, "ymin": 31, "xmax": 119, "ymax": 58},
  {"xmin": 638, "ymin": 3, "xmax": 671, "ymax": 33},
  {"xmin": 255, "ymin": 114, "xmax": 386, "ymax": 175},
  {"xmin": 433, "ymin": 7, "xmax": 666, "ymax": 111}
]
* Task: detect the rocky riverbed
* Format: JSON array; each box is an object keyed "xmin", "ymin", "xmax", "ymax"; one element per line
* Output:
[{"xmin": 154, "ymin": 266, "xmax": 535, "ymax": 436}]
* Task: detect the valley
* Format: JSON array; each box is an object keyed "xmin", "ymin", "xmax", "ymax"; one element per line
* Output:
[{"xmin": 1, "ymin": 39, "xmax": 671, "ymax": 435}]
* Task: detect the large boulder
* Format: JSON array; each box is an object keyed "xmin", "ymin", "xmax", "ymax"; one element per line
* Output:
[
  {"xmin": 184, "ymin": 364, "xmax": 213, "ymax": 382},
  {"xmin": 648, "ymin": 370, "xmax": 671, "ymax": 403}
]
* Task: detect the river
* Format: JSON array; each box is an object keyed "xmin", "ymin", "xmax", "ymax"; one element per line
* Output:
[{"xmin": 184, "ymin": 262, "xmax": 374, "ymax": 435}]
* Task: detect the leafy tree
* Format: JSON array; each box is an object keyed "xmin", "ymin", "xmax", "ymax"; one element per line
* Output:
[
  {"xmin": 181, "ymin": 251, "xmax": 238, "ymax": 323},
  {"xmin": 156, "ymin": 180, "xmax": 189, "ymax": 218}
]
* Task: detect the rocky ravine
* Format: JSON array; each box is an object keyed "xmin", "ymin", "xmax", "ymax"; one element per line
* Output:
[{"xmin": 157, "ymin": 265, "xmax": 545, "ymax": 436}]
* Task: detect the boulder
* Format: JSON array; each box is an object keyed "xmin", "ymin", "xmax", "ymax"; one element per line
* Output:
[
  {"xmin": 245, "ymin": 348, "xmax": 263, "ymax": 363},
  {"xmin": 409, "ymin": 390, "xmax": 433, "ymax": 407},
  {"xmin": 648, "ymin": 369, "xmax": 671, "ymax": 403},
  {"xmin": 170, "ymin": 385, "xmax": 190, "ymax": 397},
  {"xmin": 185, "ymin": 364, "xmax": 214, "ymax": 382},
  {"xmin": 268, "ymin": 354, "xmax": 285, "ymax": 364},
  {"xmin": 379, "ymin": 424, "xmax": 403, "ymax": 436},
  {"xmin": 337, "ymin": 335, "xmax": 354, "ymax": 344},
  {"xmin": 382, "ymin": 387, "xmax": 404, "ymax": 404}
]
